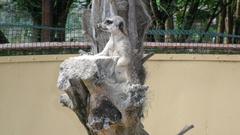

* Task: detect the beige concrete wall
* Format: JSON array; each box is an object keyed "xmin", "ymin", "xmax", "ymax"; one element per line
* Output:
[{"xmin": 0, "ymin": 54, "xmax": 240, "ymax": 135}]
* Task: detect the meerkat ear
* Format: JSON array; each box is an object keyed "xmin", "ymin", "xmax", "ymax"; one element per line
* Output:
[
  {"xmin": 119, "ymin": 22, "xmax": 124, "ymax": 33},
  {"xmin": 119, "ymin": 22, "xmax": 128, "ymax": 35}
]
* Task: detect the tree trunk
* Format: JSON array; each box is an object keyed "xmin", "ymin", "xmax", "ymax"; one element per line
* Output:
[
  {"xmin": 179, "ymin": 0, "xmax": 200, "ymax": 42},
  {"xmin": 217, "ymin": 0, "xmax": 227, "ymax": 43},
  {"xmin": 53, "ymin": 17, "xmax": 66, "ymax": 42},
  {"xmin": 165, "ymin": 16, "xmax": 175, "ymax": 42},
  {"xmin": 41, "ymin": 0, "xmax": 53, "ymax": 42},
  {"xmin": 199, "ymin": 1, "xmax": 220, "ymax": 42},
  {"xmin": 199, "ymin": 0, "xmax": 233, "ymax": 43},
  {"xmin": 0, "ymin": 30, "xmax": 9, "ymax": 43},
  {"xmin": 182, "ymin": 0, "xmax": 200, "ymax": 30},
  {"xmin": 53, "ymin": 0, "xmax": 74, "ymax": 42},
  {"xmin": 58, "ymin": 0, "xmax": 152, "ymax": 135},
  {"xmin": 226, "ymin": 0, "xmax": 234, "ymax": 43},
  {"xmin": 32, "ymin": 18, "xmax": 41, "ymax": 42},
  {"xmin": 153, "ymin": 21, "xmax": 165, "ymax": 42},
  {"xmin": 180, "ymin": 0, "xmax": 191, "ymax": 25},
  {"xmin": 234, "ymin": 0, "xmax": 240, "ymax": 43},
  {"xmin": 149, "ymin": 0, "xmax": 175, "ymax": 42}
]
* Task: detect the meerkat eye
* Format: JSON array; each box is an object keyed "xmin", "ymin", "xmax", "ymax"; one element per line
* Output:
[{"xmin": 105, "ymin": 20, "xmax": 113, "ymax": 25}]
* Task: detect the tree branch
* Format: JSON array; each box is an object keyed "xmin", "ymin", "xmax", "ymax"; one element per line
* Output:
[
  {"xmin": 199, "ymin": 0, "xmax": 233, "ymax": 42},
  {"xmin": 142, "ymin": 52, "xmax": 154, "ymax": 64},
  {"xmin": 177, "ymin": 125, "xmax": 194, "ymax": 135}
]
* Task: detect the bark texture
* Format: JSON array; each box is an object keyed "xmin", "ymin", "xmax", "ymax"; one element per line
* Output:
[
  {"xmin": 57, "ymin": 0, "xmax": 152, "ymax": 135},
  {"xmin": 41, "ymin": 0, "xmax": 53, "ymax": 42}
]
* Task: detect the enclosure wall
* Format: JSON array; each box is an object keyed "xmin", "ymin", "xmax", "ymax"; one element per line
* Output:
[{"xmin": 0, "ymin": 54, "xmax": 240, "ymax": 135}]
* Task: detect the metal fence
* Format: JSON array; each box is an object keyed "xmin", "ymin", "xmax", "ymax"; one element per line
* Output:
[
  {"xmin": 1, "ymin": 25, "xmax": 240, "ymax": 55},
  {"xmin": 0, "ymin": 0, "xmax": 240, "ymax": 55}
]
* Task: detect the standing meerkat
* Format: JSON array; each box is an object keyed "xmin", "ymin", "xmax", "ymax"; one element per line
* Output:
[{"xmin": 97, "ymin": 16, "xmax": 132, "ymax": 83}]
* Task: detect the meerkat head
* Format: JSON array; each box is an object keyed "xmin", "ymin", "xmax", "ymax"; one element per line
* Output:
[{"xmin": 97, "ymin": 16, "xmax": 127, "ymax": 35}]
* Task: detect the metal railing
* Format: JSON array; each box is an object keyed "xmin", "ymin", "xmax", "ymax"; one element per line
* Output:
[{"xmin": 0, "ymin": 24, "xmax": 240, "ymax": 55}]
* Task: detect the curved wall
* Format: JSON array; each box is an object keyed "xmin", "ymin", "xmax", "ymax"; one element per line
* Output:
[{"xmin": 0, "ymin": 54, "xmax": 240, "ymax": 135}]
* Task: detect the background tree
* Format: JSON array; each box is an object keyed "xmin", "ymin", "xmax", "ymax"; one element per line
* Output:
[
  {"xmin": 234, "ymin": 0, "xmax": 240, "ymax": 43},
  {"xmin": 13, "ymin": 0, "xmax": 90, "ymax": 42},
  {"xmin": 150, "ymin": 0, "xmax": 177, "ymax": 42},
  {"xmin": 1, "ymin": 0, "xmax": 240, "ymax": 43},
  {"xmin": 149, "ymin": 0, "xmax": 239, "ymax": 43},
  {"xmin": 13, "ymin": 0, "xmax": 42, "ymax": 42}
]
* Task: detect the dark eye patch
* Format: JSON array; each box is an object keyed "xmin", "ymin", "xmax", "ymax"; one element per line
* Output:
[{"xmin": 105, "ymin": 20, "xmax": 113, "ymax": 25}]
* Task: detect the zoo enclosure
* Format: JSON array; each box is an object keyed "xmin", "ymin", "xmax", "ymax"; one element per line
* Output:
[
  {"xmin": 1, "ymin": 24, "xmax": 240, "ymax": 55},
  {"xmin": 1, "ymin": 0, "xmax": 240, "ymax": 55}
]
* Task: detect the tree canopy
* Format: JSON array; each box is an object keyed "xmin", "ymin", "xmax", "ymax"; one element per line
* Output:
[{"xmin": 150, "ymin": 0, "xmax": 240, "ymax": 43}]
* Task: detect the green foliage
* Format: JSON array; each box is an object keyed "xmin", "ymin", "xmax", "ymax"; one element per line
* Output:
[
  {"xmin": 155, "ymin": 0, "xmax": 221, "ymax": 30},
  {"xmin": 156, "ymin": 0, "xmax": 160, "ymax": 7},
  {"xmin": 12, "ymin": 0, "xmax": 90, "ymax": 23},
  {"xmin": 13, "ymin": 0, "xmax": 41, "ymax": 21}
]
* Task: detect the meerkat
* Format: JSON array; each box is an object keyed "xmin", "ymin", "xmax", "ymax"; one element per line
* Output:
[{"xmin": 96, "ymin": 16, "xmax": 132, "ymax": 83}]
